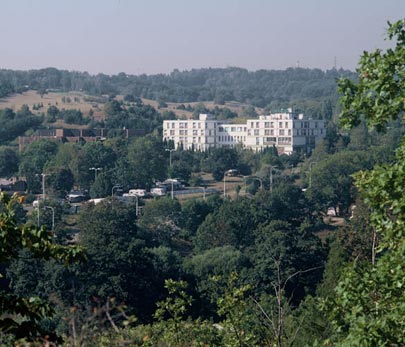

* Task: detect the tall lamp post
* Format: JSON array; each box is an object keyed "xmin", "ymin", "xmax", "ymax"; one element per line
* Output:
[
  {"xmin": 171, "ymin": 180, "xmax": 174, "ymax": 200},
  {"xmin": 133, "ymin": 195, "xmax": 139, "ymax": 217},
  {"xmin": 302, "ymin": 161, "xmax": 317, "ymax": 192},
  {"xmin": 223, "ymin": 171, "xmax": 228, "ymax": 198},
  {"xmin": 89, "ymin": 167, "xmax": 102, "ymax": 181},
  {"xmin": 41, "ymin": 173, "xmax": 47, "ymax": 200},
  {"xmin": 165, "ymin": 149, "xmax": 175, "ymax": 168},
  {"xmin": 37, "ymin": 205, "xmax": 40, "ymax": 227},
  {"xmin": 197, "ymin": 186, "xmax": 206, "ymax": 200},
  {"xmin": 165, "ymin": 150, "xmax": 176, "ymax": 200},
  {"xmin": 309, "ymin": 161, "xmax": 317, "ymax": 189},
  {"xmin": 36, "ymin": 173, "xmax": 48, "ymax": 201},
  {"xmin": 35, "ymin": 173, "xmax": 48, "ymax": 227}
]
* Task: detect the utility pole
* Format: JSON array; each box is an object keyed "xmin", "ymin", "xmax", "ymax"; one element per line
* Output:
[
  {"xmin": 309, "ymin": 161, "xmax": 317, "ymax": 189},
  {"xmin": 270, "ymin": 166, "xmax": 278, "ymax": 193},
  {"xmin": 36, "ymin": 173, "xmax": 48, "ymax": 227},
  {"xmin": 171, "ymin": 180, "xmax": 174, "ymax": 200},
  {"xmin": 223, "ymin": 171, "xmax": 228, "ymax": 198},
  {"xmin": 165, "ymin": 148, "xmax": 175, "ymax": 168}
]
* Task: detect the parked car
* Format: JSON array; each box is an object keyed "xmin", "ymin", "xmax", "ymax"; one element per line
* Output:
[
  {"xmin": 150, "ymin": 187, "xmax": 167, "ymax": 196},
  {"xmin": 128, "ymin": 189, "xmax": 147, "ymax": 197},
  {"xmin": 67, "ymin": 191, "xmax": 89, "ymax": 203},
  {"xmin": 157, "ymin": 179, "xmax": 184, "ymax": 191},
  {"xmin": 225, "ymin": 169, "xmax": 239, "ymax": 177}
]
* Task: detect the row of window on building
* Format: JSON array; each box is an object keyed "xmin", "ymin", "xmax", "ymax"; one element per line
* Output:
[
  {"xmin": 166, "ymin": 121, "xmax": 318, "ymax": 130},
  {"xmin": 169, "ymin": 122, "xmax": 210, "ymax": 129},
  {"xmin": 173, "ymin": 136, "xmax": 292, "ymax": 144},
  {"xmin": 247, "ymin": 121, "xmax": 317, "ymax": 129},
  {"xmin": 167, "ymin": 128, "xmax": 323, "ymax": 137}
]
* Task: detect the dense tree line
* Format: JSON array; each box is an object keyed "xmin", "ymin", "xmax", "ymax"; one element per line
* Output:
[
  {"xmin": 4, "ymin": 184, "xmax": 327, "ymax": 345},
  {"xmin": 0, "ymin": 99, "xmax": 172, "ymax": 147},
  {"xmin": 0, "ymin": 66, "xmax": 356, "ymax": 109},
  {"xmin": 0, "ymin": 106, "xmax": 42, "ymax": 145}
]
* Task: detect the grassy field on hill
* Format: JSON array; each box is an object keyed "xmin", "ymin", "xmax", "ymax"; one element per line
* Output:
[
  {"xmin": 0, "ymin": 90, "xmax": 104, "ymax": 119},
  {"xmin": 0, "ymin": 90, "xmax": 263, "ymax": 123}
]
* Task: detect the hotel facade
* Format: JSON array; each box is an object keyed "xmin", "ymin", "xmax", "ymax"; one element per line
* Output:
[{"xmin": 163, "ymin": 109, "xmax": 326, "ymax": 155}]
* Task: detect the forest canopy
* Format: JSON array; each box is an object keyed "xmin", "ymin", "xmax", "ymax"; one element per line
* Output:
[{"xmin": 0, "ymin": 67, "xmax": 356, "ymax": 107}]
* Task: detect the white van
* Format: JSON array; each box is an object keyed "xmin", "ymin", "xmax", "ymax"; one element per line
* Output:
[
  {"xmin": 150, "ymin": 187, "xmax": 166, "ymax": 196},
  {"xmin": 128, "ymin": 189, "xmax": 147, "ymax": 197}
]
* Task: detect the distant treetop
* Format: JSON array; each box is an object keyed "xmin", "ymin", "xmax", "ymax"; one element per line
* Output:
[{"xmin": 0, "ymin": 67, "xmax": 356, "ymax": 107}]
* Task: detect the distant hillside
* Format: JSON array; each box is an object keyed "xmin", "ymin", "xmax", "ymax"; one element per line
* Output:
[
  {"xmin": 0, "ymin": 90, "xmax": 104, "ymax": 121},
  {"xmin": 0, "ymin": 67, "xmax": 357, "ymax": 108}
]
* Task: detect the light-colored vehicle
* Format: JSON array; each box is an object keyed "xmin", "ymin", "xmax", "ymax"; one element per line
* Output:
[
  {"xmin": 67, "ymin": 191, "xmax": 89, "ymax": 203},
  {"xmin": 150, "ymin": 187, "xmax": 166, "ymax": 196},
  {"xmin": 225, "ymin": 169, "xmax": 239, "ymax": 177},
  {"xmin": 128, "ymin": 189, "xmax": 147, "ymax": 197},
  {"xmin": 87, "ymin": 198, "xmax": 105, "ymax": 205}
]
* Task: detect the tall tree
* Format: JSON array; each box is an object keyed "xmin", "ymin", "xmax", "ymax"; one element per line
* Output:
[
  {"xmin": 126, "ymin": 135, "xmax": 167, "ymax": 188},
  {"xmin": 77, "ymin": 199, "xmax": 160, "ymax": 320},
  {"xmin": 327, "ymin": 20, "xmax": 405, "ymax": 346},
  {"xmin": 0, "ymin": 147, "xmax": 19, "ymax": 178},
  {"xmin": 19, "ymin": 139, "xmax": 59, "ymax": 192}
]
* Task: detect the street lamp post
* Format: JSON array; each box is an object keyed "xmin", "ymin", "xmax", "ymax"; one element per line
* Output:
[
  {"xmin": 35, "ymin": 173, "xmax": 48, "ymax": 226},
  {"xmin": 165, "ymin": 149, "xmax": 175, "ymax": 168},
  {"xmin": 302, "ymin": 161, "xmax": 317, "ymax": 192},
  {"xmin": 36, "ymin": 173, "xmax": 48, "ymax": 201},
  {"xmin": 223, "ymin": 171, "xmax": 228, "ymax": 198},
  {"xmin": 243, "ymin": 176, "xmax": 249, "ymax": 195},
  {"xmin": 89, "ymin": 167, "xmax": 102, "ymax": 181},
  {"xmin": 269, "ymin": 166, "xmax": 278, "ymax": 193},
  {"xmin": 197, "ymin": 186, "xmax": 206, "ymax": 200},
  {"xmin": 133, "ymin": 195, "xmax": 139, "ymax": 217},
  {"xmin": 112, "ymin": 185, "xmax": 122, "ymax": 197},
  {"xmin": 171, "ymin": 180, "xmax": 174, "ymax": 200},
  {"xmin": 309, "ymin": 161, "xmax": 317, "ymax": 189},
  {"xmin": 41, "ymin": 173, "xmax": 47, "ymax": 200},
  {"xmin": 37, "ymin": 205, "xmax": 40, "ymax": 227}
]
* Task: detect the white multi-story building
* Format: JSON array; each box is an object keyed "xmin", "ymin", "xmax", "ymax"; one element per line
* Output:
[
  {"xmin": 245, "ymin": 110, "xmax": 326, "ymax": 154},
  {"xmin": 163, "ymin": 109, "xmax": 326, "ymax": 154},
  {"xmin": 163, "ymin": 114, "xmax": 218, "ymax": 151}
]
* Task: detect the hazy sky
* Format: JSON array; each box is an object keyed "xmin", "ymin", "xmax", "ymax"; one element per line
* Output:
[{"xmin": 1, "ymin": 0, "xmax": 404, "ymax": 75}]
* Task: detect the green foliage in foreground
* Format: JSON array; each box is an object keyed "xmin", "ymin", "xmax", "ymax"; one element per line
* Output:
[
  {"xmin": 339, "ymin": 20, "xmax": 405, "ymax": 131},
  {"xmin": 325, "ymin": 19, "xmax": 405, "ymax": 347},
  {"xmin": 0, "ymin": 193, "xmax": 85, "ymax": 344}
]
